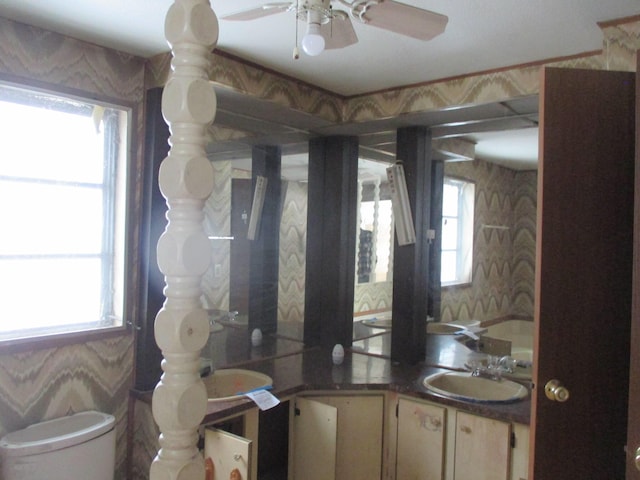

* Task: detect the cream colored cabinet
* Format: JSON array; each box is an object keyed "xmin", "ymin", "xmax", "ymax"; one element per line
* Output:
[
  {"xmin": 454, "ymin": 411, "xmax": 511, "ymax": 480},
  {"xmin": 454, "ymin": 411, "xmax": 529, "ymax": 480},
  {"xmin": 290, "ymin": 394, "xmax": 385, "ymax": 480},
  {"xmin": 396, "ymin": 397, "xmax": 446, "ymax": 480},
  {"xmin": 394, "ymin": 396, "xmax": 529, "ymax": 480},
  {"xmin": 205, "ymin": 428, "xmax": 253, "ymax": 480}
]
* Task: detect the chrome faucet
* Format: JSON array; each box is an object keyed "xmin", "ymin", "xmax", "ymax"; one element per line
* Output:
[
  {"xmin": 466, "ymin": 355, "xmax": 521, "ymax": 381},
  {"xmin": 208, "ymin": 309, "xmax": 238, "ymax": 331}
]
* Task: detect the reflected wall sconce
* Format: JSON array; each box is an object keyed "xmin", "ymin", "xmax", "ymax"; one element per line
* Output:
[
  {"xmin": 386, "ymin": 161, "xmax": 416, "ymax": 246},
  {"xmin": 247, "ymin": 175, "xmax": 268, "ymax": 240}
]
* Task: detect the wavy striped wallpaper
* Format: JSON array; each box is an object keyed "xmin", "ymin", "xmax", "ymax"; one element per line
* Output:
[
  {"xmin": 278, "ymin": 181, "xmax": 308, "ymax": 324},
  {"xmin": 202, "ymin": 161, "xmax": 233, "ymax": 311},
  {"xmin": 441, "ymin": 160, "xmax": 537, "ymax": 323}
]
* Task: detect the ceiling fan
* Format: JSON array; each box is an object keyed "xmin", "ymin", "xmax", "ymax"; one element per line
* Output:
[{"xmin": 221, "ymin": 0, "xmax": 448, "ymax": 57}]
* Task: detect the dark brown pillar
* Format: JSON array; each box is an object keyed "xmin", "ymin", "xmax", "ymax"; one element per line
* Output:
[
  {"xmin": 249, "ymin": 145, "xmax": 282, "ymax": 334},
  {"xmin": 135, "ymin": 87, "xmax": 167, "ymax": 390},
  {"xmin": 304, "ymin": 136, "xmax": 359, "ymax": 348},
  {"xmin": 391, "ymin": 126, "xmax": 433, "ymax": 364}
]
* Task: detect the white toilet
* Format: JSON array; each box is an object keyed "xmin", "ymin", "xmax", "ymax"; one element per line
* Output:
[{"xmin": 0, "ymin": 410, "xmax": 115, "ymax": 480}]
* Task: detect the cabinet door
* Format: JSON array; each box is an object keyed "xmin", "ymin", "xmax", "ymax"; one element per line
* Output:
[
  {"xmin": 204, "ymin": 427, "xmax": 252, "ymax": 480},
  {"xmin": 292, "ymin": 396, "xmax": 337, "ymax": 480},
  {"xmin": 454, "ymin": 411, "xmax": 511, "ymax": 480},
  {"xmin": 311, "ymin": 395, "xmax": 384, "ymax": 480},
  {"xmin": 396, "ymin": 398, "xmax": 446, "ymax": 480}
]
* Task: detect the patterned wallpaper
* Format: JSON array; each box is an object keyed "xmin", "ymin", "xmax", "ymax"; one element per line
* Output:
[
  {"xmin": 349, "ymin": 160, "xmax": 536, "ymax": 323},
  {"xmin": 202, "ymin": 161, "xmax": 232, "ymax": 311},
  {"xmin": 200, "ymin": 169, "xmax": 308, "ymax": 324},
  {"xmin": 0, "ymin": 17, "xmax": 145, "ymax": 479},
  {"xmin": 145, "ymin": 14, "xmax": 640, "ymax": 130},
  {"xmin": 278, "ymin": 181, "xmax": 308, "ymax": 324},
  {"xmin": 441, "ymin": 160, "xmax": 537, "ymax": 323},
  {"xmin": 354, "ymin": 281, "xmax": 393, "ymax": 314}
]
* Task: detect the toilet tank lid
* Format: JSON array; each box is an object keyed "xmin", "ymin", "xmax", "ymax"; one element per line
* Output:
[{"xmin": 0, "ymin": 411, "xmax": 115, "ymax": 458}]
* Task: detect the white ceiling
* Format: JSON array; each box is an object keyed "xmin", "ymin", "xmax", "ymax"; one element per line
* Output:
[
  {"xmin": 1, "ymin": 0, "xmax": 638, "ymax": 168},
  {"xmin": 1, "ymin": 0, "xmax": 637, "ymax": 96}
]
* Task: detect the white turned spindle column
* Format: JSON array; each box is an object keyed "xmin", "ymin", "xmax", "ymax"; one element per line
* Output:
[
  {"xmin": 371, "ymin": 178, "xmax": 380, "ymax": 278},
  {"xmin": 151, "ymin": 2, "xmax": 218, "ymax": 479},
  {"xmin": 355, "ymin": 179, "xmax": 362, "ymax": 284}
]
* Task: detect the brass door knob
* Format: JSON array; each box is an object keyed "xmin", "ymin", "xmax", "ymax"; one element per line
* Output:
[
  {"xmin": 635, "ymin": 446, "xmax": 640, "ymax": 472},
  {"xmin": 545, "ymin": 379, "xmax": 570, "ymax": 402}
]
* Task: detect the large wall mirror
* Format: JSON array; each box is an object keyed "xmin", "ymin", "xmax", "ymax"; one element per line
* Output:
[
  {"xmin": 350, "ymin": 138, "xmax": 537, "ymax": 345},
  {"xmin": 199, "ymin": 132, "xmax": 538, "ymax": 344},
  {"xmin": 139, "ymin": 88, "xmax": 538, "ymax": 386},
  {"xmin": 201, "ymin": 153, "xmax": 309, "ymax": 341},
  {"xmin": 196, "ymin": 90, "xmax": 538, "ymax": 350}
]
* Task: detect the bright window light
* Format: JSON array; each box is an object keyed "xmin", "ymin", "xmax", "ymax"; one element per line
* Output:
[
  {"xmin": 0, "ymin": 83, "xmax": 130, "ymax": 342},
  {"xmin": 441, "ymin": 177, "xmax": 474, "ymax": 286}
]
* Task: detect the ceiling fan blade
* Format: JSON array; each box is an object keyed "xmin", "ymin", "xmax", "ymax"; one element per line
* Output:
[
  {"xmin": 222, "ymin": 2, "xmax": 292, "ymax": 21},
  {"xmin": 363, "ymin": 0, "xmax": 448, "ymax": 41},
  {"xmin": 320, "ymin": 14, "xmax": 358, "ymax": 49}
]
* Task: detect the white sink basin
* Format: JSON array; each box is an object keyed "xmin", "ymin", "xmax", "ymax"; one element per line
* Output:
[
  {"xmin": 422, "ymin": 371, "xmax": 528, "ymax": 403},
  {"xmin": 427, "ymin": 323, "xmax": 466, "ymax": 335},
  {"xmin": 203, "ymin": 369, "xmax": 273, "ymax": 402},
  {"xmin": 361, "ymin": 317, "xmax": 392, "ymax": 329}
]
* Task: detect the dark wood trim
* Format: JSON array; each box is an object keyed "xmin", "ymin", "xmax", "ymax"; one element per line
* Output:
[
  {"xmin": 428, "ymin": 160, "xmax": 444, "ymax": 322},
  {"xmin": 133, "ymin": 87, "xmax": 168, "ymax": 391},
  {"xmin": 0, "ymin": 326, "xmax": 130, "ymax": 354},
  {"xmin": 347, "ymin": 50, "xmax": 602, "ymax": 100},
  {"xmin": 627, "ymin": 51, "xmax": 640, "ymax": 480},
  {"xmin": 597, "ymin": 14, "xmax": 640, "ymax": 28},
  {"xmin": 212, "ymin": 49, "xmax": 346, "ymax": 101}
]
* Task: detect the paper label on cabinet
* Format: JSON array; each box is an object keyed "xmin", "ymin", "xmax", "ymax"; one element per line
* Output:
[{"xmin": 246, "ymin": 389, "xmax": 280, "ymax": 410}]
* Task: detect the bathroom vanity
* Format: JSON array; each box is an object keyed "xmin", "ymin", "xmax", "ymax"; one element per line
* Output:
[
  {"xmin": 139, "ymin": 321, "xmax": 528, "ymax": 480},
  {"xmin": 198, "ymin": 377, "xmax": 529, "ymax": 480},
  {"xmin": 130, "ymin": 322, "xmax": 531, "ymax": 480}
]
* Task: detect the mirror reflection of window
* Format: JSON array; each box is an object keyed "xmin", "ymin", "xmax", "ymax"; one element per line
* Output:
[{"xmin": 441, "ymin": 177, "xmax": 475, "ymax": 286}]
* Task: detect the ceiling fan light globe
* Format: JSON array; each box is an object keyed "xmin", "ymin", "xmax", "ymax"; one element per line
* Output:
[{"xmin": 301, "ymin": 24, "xmax": 325, "ymax": 56}]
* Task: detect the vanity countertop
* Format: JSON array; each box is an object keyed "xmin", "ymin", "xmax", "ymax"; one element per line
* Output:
[
  {"xmin": 132, "ymin": 325, "xmax": 531, "ymax": 426},
  {"xmin": 199, "ymin": 344, "xmax": 531, "ymax": 425}
]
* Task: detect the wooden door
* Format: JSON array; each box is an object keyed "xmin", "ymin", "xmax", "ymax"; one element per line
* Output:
[
  {"xmin": 627, "ymin": 52, "xmax": 640, "ymax": 480},
  {"xmin": 531, "ymin": 67, "xmax": 635, "ymax": 478}
]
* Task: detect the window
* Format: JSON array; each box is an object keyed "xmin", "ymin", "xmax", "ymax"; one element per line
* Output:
[
  {"xmin": 0, "ymin": 83, "xmax": 130, "ymax": 342},
  {"xmin": 441, "ymin": 177, "xmax": 474, "ymax": 286}
]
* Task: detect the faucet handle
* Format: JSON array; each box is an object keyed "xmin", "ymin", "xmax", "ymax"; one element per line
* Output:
[{"xmin": 497, "ymin": 355, "xmax": 517, "ymax": 373}]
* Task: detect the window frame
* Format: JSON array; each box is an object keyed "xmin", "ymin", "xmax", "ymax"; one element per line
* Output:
[
  {"xmin": 0, "ymin": 76, "xmax": 135, "ymax": 350},
  {"xmin": 441, "ymin": 175, "xmax": 475, "ymax": 287}
]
